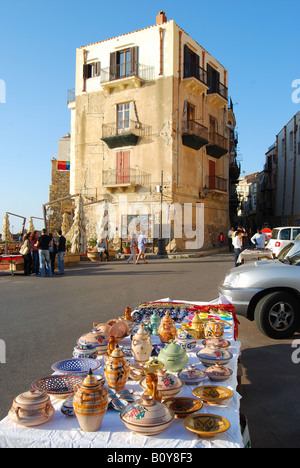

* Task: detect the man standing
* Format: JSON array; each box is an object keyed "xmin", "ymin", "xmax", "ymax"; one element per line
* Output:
[
  {"xmin": 56, "ymin": 230, "xmax": 66, "ymax": 275},
  {"xmin": 35, "ymin": 229, "xmax": 52, "ymax": 277},
  {"xmin": 251, "ymin": 228, "xmax": 270, "ymax": 250}
]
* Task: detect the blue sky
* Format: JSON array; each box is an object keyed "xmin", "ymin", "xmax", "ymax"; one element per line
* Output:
[{"xmin": 0, "ymin": 0, "xmax": 299, "ymax": 233}]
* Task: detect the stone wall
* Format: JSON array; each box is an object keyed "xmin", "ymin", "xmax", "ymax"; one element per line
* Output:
[{"xmin": 49, "ymin": 158, "xmax": 73, "ymax": 234}]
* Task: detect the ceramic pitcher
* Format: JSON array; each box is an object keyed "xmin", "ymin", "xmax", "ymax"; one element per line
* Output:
[
  {"xmin": 131, "ymin": 323, "xmax": 152, "ymax": 363},
  {"xmin": 158, "ymin": 311, "xmax": 177, "ymax": 343},
  {"xmin": 204, "ymin": 319, "xmax": 225, "ymax": 339},
  {"xmin": 73, "ymin": 369, "xmax": 108, "ymax": 432},
  {"xmin": 104, "ymin": 344, "xmax": 130, "ymax": 391}
]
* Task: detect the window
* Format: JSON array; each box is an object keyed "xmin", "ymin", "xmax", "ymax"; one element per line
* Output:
[
  {"xmin": 184, "ymin": 45, "xmax": 200, "ymax": 80},
  {"xmin": 110, "ymin": 47, "xmax": 138, "ymax": 81},
  {"xmin": 117, "ymin": 103, "xmax": 130, "ymax": 133},
  {"xmin": 207, "ymin": 64, "xmax": 220, "ymax": 94},
  {"xmin": 116, "ymin": 150, "xmax": 130, "ymax": 184},
  {"xmin": 83, "ymin": 62, "xmax": 100, "ymax": 79}
]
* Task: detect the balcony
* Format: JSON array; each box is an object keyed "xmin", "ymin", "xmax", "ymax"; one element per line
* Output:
[
  {"xmin": 206, "ymin": 175, "xmax": 228, "ymax": 193},
  {"xmin": 101, "ymin": 120, "xmax": 151, "ymax": 149},
  {"xmin": 182, "ymin": 120, "xmax": 209, "ymax": 150},
  {"xmin": 183, "ymin": 66, "xmax": 209, "ymax": 97},
  {"xmin": 102, "ymin": 168, "xmax": 150, "ymax": 191},
  {"xmin": 207, "ymin": 81, "xmax": 228, "ymax": 108},
  {"xmin": 100, "ymin": 61, "xmax": 154, "ymax": 94},
  {"xmin": 206, "ymin": 132, "xmax": 229, "ymax": 159}
]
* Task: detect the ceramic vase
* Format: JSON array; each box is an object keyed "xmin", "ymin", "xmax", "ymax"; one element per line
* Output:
[
  {"xmin": 131, "ymin": 324, "xmax": 152, "ymax": 363},
  {"xmin": 190, "ymin": 313, "xmax": 205, "ymax": 339},
  {"xmin": 158, "ymin": 311, "xmax": 177, "ymax": 343},
  {"xmin": 104, "ymin": 344, "xmax": 130, "ymax": 391},
  {"xmin": 73, "ymin": 369, "xmax": 108, "ymax": 432},
  {"xmin": 204, "ymin": 319, "xmax": 225, "ymax": 339},
  {"xmin": 149, "ymin": 310, "xmax": 161, "ymax": 336}
]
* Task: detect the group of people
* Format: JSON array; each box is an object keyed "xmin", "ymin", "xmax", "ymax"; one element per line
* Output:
[
  {"xmin": 228, "ymin": 223, "xmax": 272, "ymax": 267},
  {"xmin": 19, "ymin": 229, "xmax": 66, "ymax": 277},
  {"xmin": 126, "ymin": 230, "xmax": 148, "ymax": 265}
]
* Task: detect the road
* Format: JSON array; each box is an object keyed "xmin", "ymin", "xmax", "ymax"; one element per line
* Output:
[{"xmin": 0, "ymin": 252, "xmax": 299, "ymax": 448}]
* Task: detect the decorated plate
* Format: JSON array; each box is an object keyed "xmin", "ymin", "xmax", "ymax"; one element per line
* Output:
[
  {"xmin": 51, "ymin": 358, "xmax": 101, "ymax": 375},
  {"xmin": 31, "ymin": 375, "xmax": 83, "ymax": 398},
  {"xmin": 184, "ymin": 413, "xmax": 231, "ymax": 438},
  {"xmin": 163, "ymin": 397, "xmax": 203, "ymax": 418},
  {"xmin": 192, "ymin": 385, "xmax": 234, "ymax": 405}
]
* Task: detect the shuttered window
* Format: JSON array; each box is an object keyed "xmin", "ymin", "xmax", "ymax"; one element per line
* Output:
[
  {"xmin": 207, "ymin": 64, "xmax": 220, "ymax": 94},
  {"xmin": 116, "ymin": 150, "xmax": 130, "ymax": 184},
  {"xmin": 83, "ymin": 62, "xmax": 101, "ymax": 79},
  {"xmin": 183, "ymin": 45, "xmax": 200, "ymax": 80},
  {"xmin": 109, "ymin": 46, "xmax": 138, "ymax": 81}
]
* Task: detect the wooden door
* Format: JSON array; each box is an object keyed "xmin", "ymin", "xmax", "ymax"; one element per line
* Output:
[
  {"xmin": 116, "ymin": 151, "xmax": 130, "ymax": 184},
  {"xmin": 209, "ymin": 160, "xmax": 215, "ymax": 189}
]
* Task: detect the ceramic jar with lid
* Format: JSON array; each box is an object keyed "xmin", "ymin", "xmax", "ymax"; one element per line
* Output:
[
  {"xmin": 8, "ymin": 390, "xmax": 55, "ymax": 427},
  {"xmin": 205, "ymin": 363, "xmax": 233, "ymax": 382},
  {"xmin": 196, "ymin": 347, "xmax": 233, "ymax": 367},
  {"xmin": 144, "ymin": 357, "xmax": 164, "ymax": 375},
  {"xmin": 104, "ymin": 344, "xmax": 130, "ymax": 391},
  {"xmin": 158, "ymin": 311, "xmax": 177, "ymax": 343},
  {"xmin": 149, "ymin": 310, "xmax": 161, "ymax": 336},
  {"xmin": 131, "ymin": 324, "xmax": 152, "ymax": 364},
  {"xmin": 78, "ymin": 326, "xmax": 109, "ymax": 355},
  {"xmin": 157, "ymin": 339, "xmax": 188, "ymax": 373},
  {"xmin": 190, "ymin": 313, "xmax": 205, "ymax": 339},
  {"xmin": 178, "ymin": 365, "xmax": 206, "ymax": 385},
  {"xmin": 73, "ymin": 369, "xmax": 108, "ymax": 432},
  {"xmin": 120, "ymin": 394, "xmax": 174, "ymax": 436},
  {"xmin": 140, "ymin": 368, "xmax": 184, "ymax": 399},
  {"xmin": 204, "ymin": 319, "xmax": 225, "ymax": 339},
  {"xmin": 175, "ymin": 330, "xmax": 197, "ymax": 351}
]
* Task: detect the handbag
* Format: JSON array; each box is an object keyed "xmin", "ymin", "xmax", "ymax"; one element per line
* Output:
[{"xmin": 20, "ymin": 242, "xmax": 30, "ymax": 255}]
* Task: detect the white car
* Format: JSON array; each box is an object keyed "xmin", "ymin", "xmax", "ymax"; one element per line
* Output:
[
  {"xmin": 218, "ymin": 251, "xmax": 300, "ymax": 338},
  {"xmin": 268, "ymin": 226, "xmax": 300, "ymax": 257}
]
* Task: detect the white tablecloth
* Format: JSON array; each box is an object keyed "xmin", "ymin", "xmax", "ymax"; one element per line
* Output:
[
  {"xmin": 238, "ymin": 249, "xmax": 273, "ymax": 264},
  {"xmin": 0, "ymin": 298, "xmax": 243, "ymax": 448}
]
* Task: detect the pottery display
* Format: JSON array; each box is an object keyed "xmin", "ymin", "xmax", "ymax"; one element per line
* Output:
[
  {"xmin": 204, "ymin": 319, "xmax": 226, "ymax": 339},
  {"xmin": 196, "ymin": 347, "xmax": 233, "ymax": 367},
  {"xmin": 157, "ymin": 340, "xmax": 188, "ymax": 373},
  {"xmin": 178, "ymin": 365, "xmax": 206, "ymax": 385},
  {"xmin": 142, "ymin": 372, "xmax": 162, "ymax": 402},
  {"xmin": 31, "ymin": 375, "xmax": 84, "ymax": 399},
  {"xmin": 78, "ymin": 328, "xmax": 109, "ymax": 355},
  {"xmin": 149, "ymin": 310, "xmax": 161, "ymax": 335},
  {"xmin": 202, "ymin": 338, "xmax": 231, "ymax": 349},
  {"xmin": 205, "ymin": 363, "xmax": 233, "ymax": 382},
  {"xmin": 110, "ymin": 320, "xmax": 130, "ymax": 339},
  {"xmin": 140, "ymin": 368, "xmax": 184, "ymax": 399},
  {"xmin": 8, "ymin": 390, "xmax": 55, "ymax": 427},
  {"xmin": 128, "ymin": 363, "xmax": 145, "ymax": 381},
  {"xmin": 144, "ymin": 357, "xmax": 164, "ymax": 375},
  {"xmin": 61, "ymin": 398, "xmax": 74, "ymax": 417},
  {"xmin": 175, "ymin": 330, "xmax": 197, "ymax": 352},
  {"xmin": 190, "ymin": 313, "xmax": 205, "ymax": 339},
  {"xmin": 192, "ymin": 385, "xmax": 234, "ymax": 405},
  {"xmin": 184, "ymin": 413, "xmax": 231, "ymax": 439},
  {"xmin": 158, "ymin": 311, "xmax": 177, "ymax": 343},
  {"xmin": 104, "ymin": 344, "xmax": 130, "ymax": 391},
  {"xmin": 51, "ymin": 358, "xmax": 101, "ymax": 375},
  {"xmin": 163, "ymin": 397, "xmax": 203, "ymax": 419},
  {"xmin": 73, "ymin": 343, "xmax": 98, "ymax": 359},
  {"xmin": 73, "ymin": 369, "xmax": 108, "ymax": 432},
  {"xmin": 120, "ymin": 394, "xmax": 174, "ymax": 436},
  {"xmin": 131, "ymin": 324, "xmax": 152, "ymax": 363}
]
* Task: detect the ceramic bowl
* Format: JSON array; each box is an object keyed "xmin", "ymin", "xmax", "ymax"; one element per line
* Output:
[
  {"xmin": 8, "ymin": 390, "xmax": 55, "ymax": 427},
  {"xmin": 78, "ymin": 331, "xmax": 109, "ymax": 355},
  {"xmin": 205, "ymin": 364, "xmax": 233, "ymax": 382},
  {"xmin": 31, "ymin": 375, "xmax": 84, "ymax": 399},
  {"xmin": 120, "ymin": 394, "xmax": 174, "ymax": 436},
  {"xmin": 51, "ymin": 358, "xmax": 101, "ymax": 375},
  {"xmin": 184, "ymin": 413, "xmax": 231, "ymax": 438},
  {"xmin": 140, "ymin": 369, "xmax": 184, "ymax": 400},
  {"xmin": 202, "ymin": 338, "xmax": 231, "ymax": 349},
  {"xmin": 192, "ymin": 385, "xmax": 234, "ymax": 405},
  {"xmin": 175, "ymin": 330, "xmax": 197, "ymax": 352},
  {"xmin": 73, "ymin": 346, "xmax": 98, "ymax": 359},
  {"xmin": 61, "ymin": 398, "xmax": 74, "ymax": 417},
  {"xmin": 196, "ymin": 347, "xmax": 233, "ymax": 367},
  {"xmin": 178, "ymin": 365, "xmax": 207, "ymax": 386},
  {"xmin": 129, "ymin": 363, "xmax": 145, "ymax": 381},
  {"xmin": 163, "ymin": 397, "xmax": 203, "ymax": 419}
]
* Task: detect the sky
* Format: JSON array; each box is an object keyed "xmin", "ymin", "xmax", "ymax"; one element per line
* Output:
[{"xmin": 1, "ymin": 0, "xmax": 300, "ymax": 233}]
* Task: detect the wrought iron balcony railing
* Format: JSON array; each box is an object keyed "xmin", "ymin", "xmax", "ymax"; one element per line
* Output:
[
  {"xmin": 102, "ymin": 120, "xmax": 151, "ymax": 139},
  {"xmin": 102, "ymin": 168, "xmax": 150, "ymax": 187},
  {"xmin": 206, "ymin": 175, "xmax": 228, "ymax": 192},
  {"xmin": 207, "ymin": 81, "xmax": 228, "ymax": 101},
  {"xmin": 100, "ymin": 61, "xmax": 154, "ymax": 84}
]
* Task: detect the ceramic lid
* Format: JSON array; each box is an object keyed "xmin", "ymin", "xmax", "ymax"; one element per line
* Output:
[
  {"xmin": 159, "ymin": 340, "xmax": 187, "ymax": 357},
  {"xmin": 150, "ymin": 310, "xmax": 161, "ymax": 323},
  {"xmin": 176, "ymin": 330, "xmax": 195, "ymax": 342},
  {"xmin": 80, "ymin": 369, "xmax": 103, "ymax": 390},
  {"xmin": 192, "ymin": 313, "xmax": 202, "ymax": 324},
  {"xmin": 15, "ymin": 390, "xmax": 50, "ymax": 407},
  {"xmin": 162, "ymin": 311, "xmax": 173, "ymax": 323},
  {"xmin": 110, "ymin": 320, "xmax": 129, "ymax": 338},
  {"xmin": 156, "ymin": 369, "xmax": 183, "ymax": 390},
  {"xmin": 133, "ymin": 323, "xmax": 150, "ymax": 340},
  {"xmin": 109, "ymin": 344, "xmax": 127, "ymax": 359},
  {"xmin": 205, "ymin": 363, "xmax": 233, "ymax": 377},
  {"xmin": 202, "ymin": 338, "xmax": 230, "ymax": 349},
  {"xmin": 178, "ymin": 365, "xmax": 206, "ymax": 384},
  {"xmin": 121, "ymin": 394, "xmax": 174, "ymax": 427},
  {"xmin": 197, "ymin": 347, "xmax": 233, "ymax": 361}
]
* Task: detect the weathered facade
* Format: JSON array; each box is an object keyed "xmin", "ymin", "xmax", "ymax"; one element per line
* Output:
[{"xmin": 65, "ymin": 11, "xmax": 237, "ymax": 250}]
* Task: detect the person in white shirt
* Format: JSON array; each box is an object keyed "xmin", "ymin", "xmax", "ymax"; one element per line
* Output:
[
  {"xmin": 232, "ymin": 227, "xmax": 247, "ymax": 267},
  {"xmin": 251, "ymin": 229, "xmax": 270, "ymax": 250},
  {"xmin": 228, "ymin": 227, "xmax": 234, "ymax": 252}
]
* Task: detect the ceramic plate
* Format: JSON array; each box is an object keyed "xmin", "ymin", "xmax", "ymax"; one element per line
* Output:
[
  {"xmin": 192, "ymin": 385, "xmax": 234, "ymax": 404},
  {"xmin": 163, "ymin": 397, "xmax": 203, "ymax": 418},
  {"xmin": 184, "ymin": 413, "xmax": 231, "ymax": 438},
  {"xmin": 51, "ymin": 358, "xmax": 101, "ymax": 375},
  {"xmin": 31, "ymin": 375, "xmax": 83, "ymax": 397}
]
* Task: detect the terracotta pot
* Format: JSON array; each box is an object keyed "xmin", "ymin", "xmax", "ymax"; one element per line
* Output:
[{"xmin": 73, "ymin": 369, "xmax": 108, "ymax": 432}]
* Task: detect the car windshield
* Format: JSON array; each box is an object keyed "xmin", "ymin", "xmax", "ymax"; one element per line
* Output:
[
  {"xmin": 288, "ymin": 252, "xmax": 300, "ymax": 266},
  {"xmin": 278, "ymin": 243, "xmax": 294, "ymax": 260}
]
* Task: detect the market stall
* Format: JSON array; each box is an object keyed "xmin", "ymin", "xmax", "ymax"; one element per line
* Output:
[
  {"xmin": 238, "ymin": 249, "xmax": 273, "ymax": 264},
  {"xmin": 0, "ymin": 254, "xmax": 24, "ymax": 275},
  {"xmin": 0, "ymin": 298, "xmax": 244, "ymax": 449}
]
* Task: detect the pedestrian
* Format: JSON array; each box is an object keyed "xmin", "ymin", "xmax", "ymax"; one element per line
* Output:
[
  {"xmin": 97, "ymin": 238, "xmax": 109, "ymax": 262},
  {"xmin": 228, "ymin": 227, "xmax": 234, "ymax": 252},
  {"xmin": 20, "ymin": 233, "xmax": 32, "ymax": 275},
  {"xmin": 232, "ymin": 227, "xmax": 246, "ymax": 267},
  {"xmin": 218, "ymin": 232, "xmax": 226, "ymax": 247},
  {"xmin": 127, "ymin": 234, "xmax": 137, "ymax": 264},
  {"xmin": 35, "ymin": 228, "xmax": 52, "ymax": 277},
  {"xmin": 49, "ymin": 233, "xmax": 57, "ymax": 274},
  {"xmin": 136, "ymin": 229, "xmax": 147, "ymax": 264},
  {"xmin": 30, "ymin": 231, "xmax": 39, "ymax": 275},
  {"xmin": 56, "ymin": 230, "xmax": 66, "ymax": 275},
  {"xmin": 251, "ymin": 228, "xmax": 270, "ymax": 250}
]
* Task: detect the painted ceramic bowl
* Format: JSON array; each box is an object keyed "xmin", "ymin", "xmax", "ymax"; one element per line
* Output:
[
  {"xmin": 205, "ymin": 363, "xmax": 233, "ymax": 382},
  {"xmin": 184, "ymin": 413, "xmax": 231, "ymax": 438},
  {"xmin": 120, "ymin": 394, "xmax": 174, "ymax": 436},
  {"xmin": 78, "ymin": 331, "xmax": 109, "ymax": 355},
  {"xmin": 178, "ymin": 365, "xmax": 207, "ymax": 386},
  {"xmin": 129, "ymin": 363, "xmax": 145, "ymax": 381},
  {"xmin": 61, "ymin": 398, "xmax": 74, "ymax": 417},
  {"xmin": 202, "ymin": 338, "xmax": 231, "ymax": 349},
  {"xmin": 140, "ymin": 369, "xmax": 184, "ymax": 399},
  {"xmin": 73, "ymin": 345, "xmax": 98, "ymax": 359},
  {"xmin": 8, "ymin": 390, "xmax": 55, "ymax": 427},
  {"xmin": 51, "ymin": 358, "xmax": 101, "ymax": 375},
  {"xmin": 175, "ymin": 330, "xmax": 197, "ymax": 352},
  {"xmin": 31, "ymin": 375, "xmax": 84, "ymax": 399},
  {"xmin": 196, "ymin": 347, "xmax": 233, "ymax": 367},
  {"xmin": 192, "ymin": 385, "xmax": 234, "ymax": 405},
  {"xmin": 163, "ymin": 397, "xmax": 203, "ymax": 419}
]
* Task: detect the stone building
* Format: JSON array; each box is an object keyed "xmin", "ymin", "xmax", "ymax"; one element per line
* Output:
[{"xmin": 64, "ymin": 11, "xmax": 237, "ymax": 251}]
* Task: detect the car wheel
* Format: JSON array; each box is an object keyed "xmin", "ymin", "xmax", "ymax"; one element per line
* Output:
[{"xmin": 254, "ymin": 292, "xmax": 300, "ymax": 339}]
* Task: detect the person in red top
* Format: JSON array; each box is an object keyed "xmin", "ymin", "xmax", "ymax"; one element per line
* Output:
[
  {"xmin": 218, "ymin": 232, "xmax": 226, "ymax": 247},
  {"xmin": 262, "ymin": 223, "xmax": 272, "ymax": 240}
]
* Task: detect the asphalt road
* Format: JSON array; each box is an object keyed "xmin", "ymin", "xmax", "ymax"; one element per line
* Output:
[{"xmin": 0, "ymin": 252, "xmax": 299, "ymax": 448}]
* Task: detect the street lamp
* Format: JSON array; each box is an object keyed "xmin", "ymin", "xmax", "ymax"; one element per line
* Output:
[{"xmin": 157, "ymin": 171, "xmax": 167, "ymax": 256}]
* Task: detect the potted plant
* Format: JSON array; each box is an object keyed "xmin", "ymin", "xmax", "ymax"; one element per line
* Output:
[
  {"xmin": 87, "ymin": 238, "xmax": 100, "ymax": 262},
  {"xmin": 123, "ymin": 243, "xmax": 131, "ymax": 255}
]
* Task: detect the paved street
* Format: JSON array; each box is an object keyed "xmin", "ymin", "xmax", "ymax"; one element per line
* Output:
[{"xmin": 0, "ymin": 252, "xmax": 299, "ymax": 448}]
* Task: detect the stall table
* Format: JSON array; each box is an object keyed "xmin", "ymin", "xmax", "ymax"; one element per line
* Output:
[
  {"xmin": 0, "ymin": 298, "xmax": 244, "ymax": 449},
  {"xmin": 0, "ymin": 255, "xmax": 24, "ymax": 275},
  {"xmin": 238, "ymin": 249, "xmax": 273, "ymax": 264}
]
